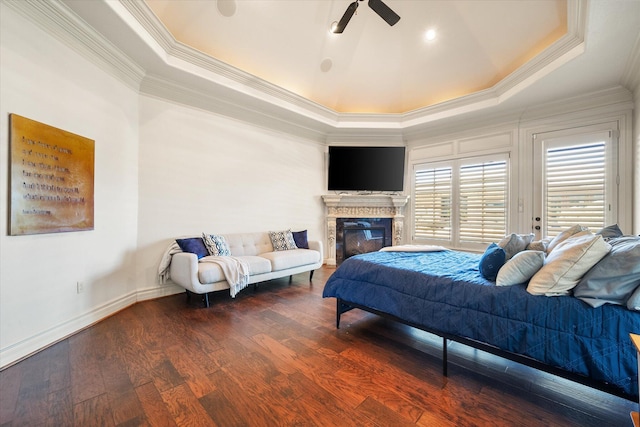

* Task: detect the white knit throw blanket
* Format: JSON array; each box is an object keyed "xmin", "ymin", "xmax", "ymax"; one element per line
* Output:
[
  {"xmin": 157, "ymin": 241, "xmax": 250, "ymax": 297},
  {"xmin": 158, "ymin": 241, "xmax": 181, "ymax": 284},
  {"xmin": 200, "ymin": 256, "xmax": 251, "ymax": 298}
]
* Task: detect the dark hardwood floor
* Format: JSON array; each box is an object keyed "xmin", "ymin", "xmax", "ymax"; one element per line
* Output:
[{"xmin": 1, "ymin": 266, "xmax": 636, "ymax": 426}]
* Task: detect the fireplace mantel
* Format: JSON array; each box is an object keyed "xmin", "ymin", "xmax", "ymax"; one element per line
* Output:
[{"xmin": 321, "ymin": 194, "xmax": 410, "ymax": 265}]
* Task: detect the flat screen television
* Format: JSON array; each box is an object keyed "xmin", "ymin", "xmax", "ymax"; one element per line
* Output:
[{"xmin": 328, "ymin": 146, "xmax": 405, "ymax": 192}]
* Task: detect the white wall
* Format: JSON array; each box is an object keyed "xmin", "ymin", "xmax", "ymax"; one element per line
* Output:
[
  {"xmin": 135, "ymin": 95, "xmax": 326, "ymax": 296},
  {"xmin": 0, "ymin": 4, "xmax": 139, "ymax": 366}
]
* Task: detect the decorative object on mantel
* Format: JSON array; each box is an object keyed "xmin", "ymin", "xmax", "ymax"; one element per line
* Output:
[
  {"xmin": 9, "ymin": 114, "xmax": 94, "ymax": 235},
  {"xmin": 321, "ymin": 194, "xmax": 409, "ymax": 266}
]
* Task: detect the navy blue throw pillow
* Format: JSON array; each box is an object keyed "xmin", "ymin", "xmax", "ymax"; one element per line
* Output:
[
  {"xmin": 479, "ymin": 243, "xmax": 506, "ymax": 281},
  {"xmin": 292, "ymin": 230, "xmax": 309, "ymax": 249},
  {"xmin": 176, "ymin": 237, "xmax": 209, "ymax": 259}
]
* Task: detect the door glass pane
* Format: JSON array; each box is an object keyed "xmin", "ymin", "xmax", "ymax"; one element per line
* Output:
[{"xmin": 545, "ymin": 141, "xmax": 606, "ymax": 236}]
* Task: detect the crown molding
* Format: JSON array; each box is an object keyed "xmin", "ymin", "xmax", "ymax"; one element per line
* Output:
[
  {"xmin": 119, "ymin": 0, "xmax": 339, "ymax": 125},
  {"xmin": 120, "ymin": 0, "xmax": 588, "ymax": 132},
  {"xmin": 6, "ymin": 0, "xmax": 626, "ymax": 143},
  {"xmin": 400, "ymin": 85, "xmax": 633, "ymax": 142},
  {"xmin": 139, "ymin": 75, "xmax": 330, "ymax": 143},
  {"xmin": 621, "ymin": 32, "xmax": 640, "ymax": 92},
  {"xmin": 2, "ymin": 0, "xmax": 145, "ymax": 91}
]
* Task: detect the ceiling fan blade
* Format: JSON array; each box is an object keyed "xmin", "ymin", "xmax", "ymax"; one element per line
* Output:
[
  {"xmin": 368, "ymin": 0, "xmax": 400, "ymax": 26},
  {"xmin": 333, "ymin": 1, "xmax": 359, "ymax": 33}
]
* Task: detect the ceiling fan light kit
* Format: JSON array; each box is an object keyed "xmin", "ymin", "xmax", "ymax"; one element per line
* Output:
[{"xmin": 332, "ymin": 0, "xmax": 400, "ymax": 34}]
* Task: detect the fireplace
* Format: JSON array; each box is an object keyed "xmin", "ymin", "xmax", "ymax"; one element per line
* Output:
[
  {"xmin": 321, "ymin": 194, "xmax": 409, "ymax": 266},
  {"xmin": 336, "ymin": 218, "xmax": 392, "ymax": 265}
]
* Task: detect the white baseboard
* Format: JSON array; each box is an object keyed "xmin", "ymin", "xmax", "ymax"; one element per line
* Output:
[
  {"xmin": 0, "ymin": 290, "xmax": 138, "ymax": 369},
  {"xmin": 136, "ymin": 283, "xmax": 184, "ymax": 302}
]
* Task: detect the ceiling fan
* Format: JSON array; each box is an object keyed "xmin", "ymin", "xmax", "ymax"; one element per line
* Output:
[{"xmin": 332, "ymin": 0, "xmax": 401, "ymax": 34}]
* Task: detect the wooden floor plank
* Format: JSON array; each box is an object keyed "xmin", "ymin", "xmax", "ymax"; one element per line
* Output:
[
  {"xmin": 134, "ymin": 382, "xmax": 177, "ymax": 427},
  {"xmin": 0, "ymin": 266, "xmax": 635, "ymax": 426},
  {"xmin": 160, "ymin": 383, "xmax": 216, "ymax": 427},
  {"xmin": 72, "ymin": 393, "xmax": 115, "ymax": 427}
]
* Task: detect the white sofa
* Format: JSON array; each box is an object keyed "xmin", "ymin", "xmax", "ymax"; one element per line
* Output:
[{"xmin": 169, "ymin": 232, "xmax": 323, "ymax": 306}]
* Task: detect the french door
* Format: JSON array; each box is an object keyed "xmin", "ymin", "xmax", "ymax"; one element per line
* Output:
[{"xmin": 532, "ymin": 124, "xmax": 617, "ymax": 240}]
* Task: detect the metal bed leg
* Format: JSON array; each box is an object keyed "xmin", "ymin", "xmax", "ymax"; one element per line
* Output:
[{"xmin": 443, "ymin": 337, "xmax": 448, "ymax": 377}]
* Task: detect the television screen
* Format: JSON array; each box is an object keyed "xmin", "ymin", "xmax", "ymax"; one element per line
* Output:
[{"xmin": 328, "ymin": 146, "xmax": 405, "ymax": 192}]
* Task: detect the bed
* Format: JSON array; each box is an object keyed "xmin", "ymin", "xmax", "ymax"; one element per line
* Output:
[{"xmin": 322, "ymin": 249, "xmax": 640, "ymax": 400}]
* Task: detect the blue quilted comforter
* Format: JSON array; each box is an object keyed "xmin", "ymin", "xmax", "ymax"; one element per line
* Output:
[{"xmin": 322, "ymin": 250, "xmax": 640, "ymax": 398}]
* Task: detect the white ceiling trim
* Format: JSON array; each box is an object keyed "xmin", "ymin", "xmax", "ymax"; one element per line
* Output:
[
  {"xmin": 3, "ymin": 0, "xmax": 145, "ymax": 90},
  {"xmin": 118, "ymin": 0, "xmax": 588, "ymax": 132},
  {"xmin": 621, "ymin": 33, "xmax": 640, "ymax": 91},
  {"xmin": 6, "ymin": 0, "xmax": 607, "ymax": 143}
]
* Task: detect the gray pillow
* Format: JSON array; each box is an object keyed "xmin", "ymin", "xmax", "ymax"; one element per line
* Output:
[
  {"xmin": 573, "ymin": 236, "xmax": 640, "ymax": 308},
  {"xmin": 596, "ymin": 224, "xmax": 624, "ymax": 240},
  {"xmin": 627, "ymin": 285, "xmax": 640, "ymax": 311},
  {"xmin": 498, "ymin": 233, "xmax": 534, "ymax": 260}
]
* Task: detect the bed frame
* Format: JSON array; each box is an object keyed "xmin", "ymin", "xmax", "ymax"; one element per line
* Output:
[{"xmin": 336, "ymin": 298, "xmax": 635, "ymax": 401}]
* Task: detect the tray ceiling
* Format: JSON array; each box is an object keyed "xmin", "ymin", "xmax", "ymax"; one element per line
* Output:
[{"xmin": 144, "ymin": 0, "xmax": 567, "ymax": 114}]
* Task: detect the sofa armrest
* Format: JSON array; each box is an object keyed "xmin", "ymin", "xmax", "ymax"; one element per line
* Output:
[
  {"xmin": 308, "ymin": 240, "xmax": 323, "ymax": 262},
  {"xmin": 169, "ymin": 252, "xmax": 201, "ymax": 292}
]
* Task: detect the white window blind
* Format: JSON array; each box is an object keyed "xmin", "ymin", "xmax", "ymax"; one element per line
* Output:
[
  {"xmin": 413, "ymin": 154, "xmax": 508, "ymax": 248},
  {"xmin": 459, "ymin": 160, "xmax": 507, "ymax": 243},
  {"xmin": 414, "ymin": 166, "xmax": 452, "ymax": 240},
  {"xmin": 545, "ymin": 142, "xmax": 606, "ymax": 235}
]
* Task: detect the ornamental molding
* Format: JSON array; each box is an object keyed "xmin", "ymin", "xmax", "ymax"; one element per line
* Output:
[{"xmin": 328, "ymin": 206, "xmax": 399, "ymax": 217}]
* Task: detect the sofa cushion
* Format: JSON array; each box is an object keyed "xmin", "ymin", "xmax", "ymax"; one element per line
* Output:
[
  {"xmin": 260, "ymin": 249, "xmax": 321, "ymax": 271},
  {"xmin": 176, "ymin": 237, "xmax": 208, "ymax": 259},
  {"xmin": 202, "ymin": 233, "xmax": 231, "ymax": 256},
  {"xmin": 224, "ymin": 233, "xmax": 273, "ymax": 256},
  {"xmin": 292, "ymin": 230, "xmax": 309, "ymax": 249},
  {"xmin": 198, "ymin": 255, "xmax": 271, "ymax": 284},
  {"xmin": 268, "ymin": 229, "xmax": 297, "ymax": 251}
]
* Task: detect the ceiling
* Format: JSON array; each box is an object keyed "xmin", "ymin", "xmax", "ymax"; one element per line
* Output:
[
  {"xmin": 144, "ymin": 0, "xmax": 568, "ymax": 114},
  {"xmin": 50, "ymin": 0, "xmax": 639, "ymax": 139}
]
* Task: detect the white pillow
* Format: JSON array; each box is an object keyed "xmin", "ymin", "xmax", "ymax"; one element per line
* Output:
[
  {"xmin": 546, "ymin": 224, "xmax": 588, "ymax": 254},
  {"xmin": 496, "ymin": 250, "xmax": 545, "ymax": 286},
  {"xmin": 527, "ymin": 231, "xmax": 611, "ymax": 296}
]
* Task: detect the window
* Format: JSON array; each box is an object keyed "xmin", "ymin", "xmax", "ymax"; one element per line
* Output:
[
  {"xmin": 414, "ymin": 165, "xmax": 452, "ymax": 240},
  {"xmin": 533, "ymin": 127, "xmax": 616, "ymax": 239},
  {"xmin": 413, "ymin": 154, "xmax": 508, "ymax": 249},
  {"xmin": 459, "ymin": 160, "xmax": 508, "ymax": 244}
]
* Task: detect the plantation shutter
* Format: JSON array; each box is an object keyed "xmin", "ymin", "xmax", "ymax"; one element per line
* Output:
[
  {"xmin": 414, "ymin": 165, "xmax": 452, "ymax": 241},
  {"xmin": 544, "ymin": 142, "xmax": 606, "ymax": 235},
  {"xmin": 459, "ymin": 158, "xmax": 508, "ymax": 243}
]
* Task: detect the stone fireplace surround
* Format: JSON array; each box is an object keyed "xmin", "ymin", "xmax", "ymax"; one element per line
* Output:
[{"xmin": 321, "ymin": 194, "xmax": 410, "ymax": 266}]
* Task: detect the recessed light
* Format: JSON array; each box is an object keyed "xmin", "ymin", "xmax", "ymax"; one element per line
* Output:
[{"xmin": 425, "ymin": 28, "xmax": 437, "ymax": 42}]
